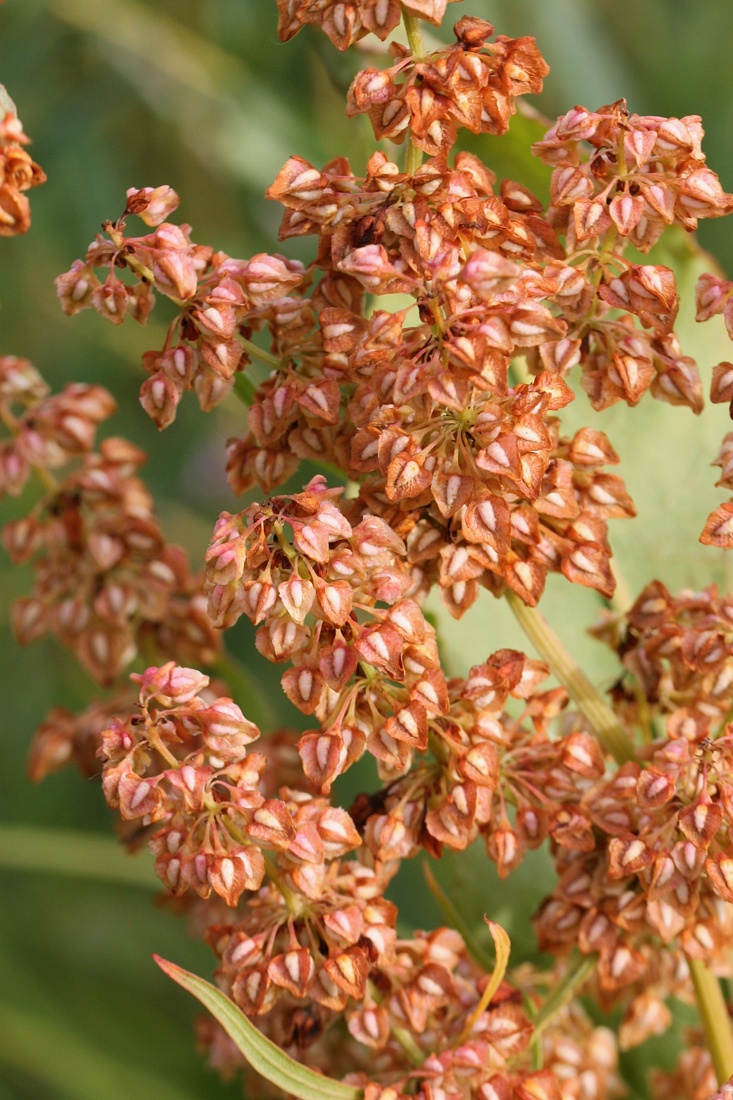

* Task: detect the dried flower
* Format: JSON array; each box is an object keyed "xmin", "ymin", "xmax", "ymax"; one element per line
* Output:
[{"xmin": 0, "ymin": 85, "xmax": 45, "ymax": 235}]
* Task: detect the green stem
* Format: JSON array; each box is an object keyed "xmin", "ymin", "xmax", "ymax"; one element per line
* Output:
[
  {"xmin": 405, "ymin": 137, "xmax": 423, "ymax": 178},
  {"xmin": 402, "ymin": 7, "xmax": 424, "ymax": 58},
  {"xmin": 401, "ymin": 6, "xmax": 424, "ymax": 176},
  {"xmin": 688, "ymin": 956, "xmax": 733, "ymax": 1086},
  {"xmin": 240, "ymin": 335, "xmax": 282, "ymax": 370},
  {"xmin": 506, "ymin": 591, "xmax": 635, "ymax": 765}
]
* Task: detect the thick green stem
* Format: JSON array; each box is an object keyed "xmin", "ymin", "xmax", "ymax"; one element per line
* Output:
[
  {"xmin": 506, "ymin": 591, "xmax": 635, "ymax": 765},
  {"xmin": 688, "ymin": 956, "xmax": 733, "ymax": 1086}
]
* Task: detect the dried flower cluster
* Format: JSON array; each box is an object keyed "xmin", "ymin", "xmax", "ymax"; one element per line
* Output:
[
  {"xmin": 0, "ymin": 353, "xmax": 218, "ymax": 694},
  {"xmin": 0, "ymin": 85, "xmax": 45, "ymax": 235},
  {"xmin": 9, "ymin": 4, "xmax": 733, "ymax": 1100}
]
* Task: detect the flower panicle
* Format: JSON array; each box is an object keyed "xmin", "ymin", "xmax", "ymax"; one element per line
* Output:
[{"xmin": 13, "ymin": 1, "xmax": 733, "ymax": 1098}]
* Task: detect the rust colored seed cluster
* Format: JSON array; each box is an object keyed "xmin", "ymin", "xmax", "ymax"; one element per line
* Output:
[
  {"xmin": 211, "ymin": 913, "xmax": 595, "ymax": 1100},
  {"xmin": 0, "ymin": 356, "xmax": 218, "ymax": 685},
  {"xmin": 56, "ymin": 185, "xmax": 308, "ymax": 430},
  {"xmin": 607, "ymin": 581, "xmax": 733, "ymax": 740},
  {"xmin": 276, "ymin": 0, "xmax": 462, "ymax": 49},
  {"xmin": 537, "ymin": 736, "xmax": 733, "ymax": 990},
  {"xmin": 356, "ymin": 649, "xmax": 605, "ymax": 872},
  {"xmin": 535, "ymin": 103, "xmax": 732, "ymax": 252},
  {"xmin": 695, "ymin": 274, "xmax": 733, "ymax": 547},
  {"xmin": 99, "ymin": 662, "xmax": 362, "ymax": 906},
  {"xmin": 205, "ymin": 476, "xmax": 448, "ymax": 790},
  {"xmin": 346, "ymin": 18, "xmax": 549, "ymax": 154},
  {"xmin": 0, "ymin": 94, "xmax": 45, "ymax": 235}
]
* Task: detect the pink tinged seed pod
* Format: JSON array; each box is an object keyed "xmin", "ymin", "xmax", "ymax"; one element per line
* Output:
[
  {"xmin": 133, "ymin": 662, "xmax": 210, "ymax": 706},
  {"xmin": 125, "ymin": 185, "xmax": 180, "ymax": 226},
  {"xmin": 207, "ymin": 847, "xmax": 265, "ymax": 907},
  {"xmin": 92, "ymin": 276, "xmax": 128, "ymax": 324}
]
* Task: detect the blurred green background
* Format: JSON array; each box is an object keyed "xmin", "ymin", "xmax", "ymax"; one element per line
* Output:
[{"xmin": 2, "ymin": 1, "xmax": 733, "ymax": 1097}]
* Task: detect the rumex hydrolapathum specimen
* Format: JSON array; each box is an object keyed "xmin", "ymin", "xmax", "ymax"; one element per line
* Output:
[{"xmin": 17, "ymin": 2, "xmax": 733, "ymax": 1098}]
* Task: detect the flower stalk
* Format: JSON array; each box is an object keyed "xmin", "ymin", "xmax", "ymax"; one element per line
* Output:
[
  {"xmin": 688, "ymin": 956, "xmax": 733, "ymax": 1086},
  {"xmin": 506, "ymin": 591, "xmax": 636, "ymax": 764},
  {"xmin": 402, "ymin": 8, "xmax": 424, "ymax": 175}
]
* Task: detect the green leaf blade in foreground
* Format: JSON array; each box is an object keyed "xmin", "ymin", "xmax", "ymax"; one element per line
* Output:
[{"xmin": 155, "ymin": 955, "xmax": 363, "ymax": 1100}]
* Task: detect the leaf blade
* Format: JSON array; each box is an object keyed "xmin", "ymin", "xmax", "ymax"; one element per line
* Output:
[
  {"xmin": 0, "ymin": 824, "xmax": 156, "ymax": 888},
  {"xmin": 155, "ymin": 955, "xmax": 363, "ymax": 1100}
]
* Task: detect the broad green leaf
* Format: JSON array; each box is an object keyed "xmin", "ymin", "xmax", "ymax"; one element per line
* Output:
[{"xmin": 155, "ymin": 956, "xmax": 363, "ymax": 1100}]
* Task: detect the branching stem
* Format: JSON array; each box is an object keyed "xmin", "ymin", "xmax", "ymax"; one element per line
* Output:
[{"xmin": 240, "ymin": 335, "xmax": 282, "ymax": 370}]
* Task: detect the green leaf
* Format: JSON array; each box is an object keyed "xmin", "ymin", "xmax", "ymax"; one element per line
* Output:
[
  {"xmin": 0, "ymin": 824, "xmax": 156, "ymax": 888},
  {"xmin": 456, "ymin": 919, "xmax": 512, "ymax": 1044},
  {"xmin": 423, "ymin": 860, "xmax": 496, "ymax": 974},
  {"xmin": 155, "ymin": 956, "xmax": 363, "ymax": 1100},
  {"xmin": 0, "ymin": 1000, "xmax": 199, "ymax": 1100}
]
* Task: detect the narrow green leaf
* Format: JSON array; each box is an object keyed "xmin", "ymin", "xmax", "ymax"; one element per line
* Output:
[
  {"xmin": 0, "ymin": 824, "xmax": 156, "ymax": 888},
  {"xmin": 423, "ymin": 860, "xmax": 496, "ymax": 973},
  {"xmin": 155, "ymin": 955, "xmax": 363, "ymax": 1100},
  {"xmin": 0, "ymin": 1001, "xmax": 199, "ymax": 1100},
  {"xmin": 457, "ymin": 920, "xmax": 511, "ymax": 1044}
]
